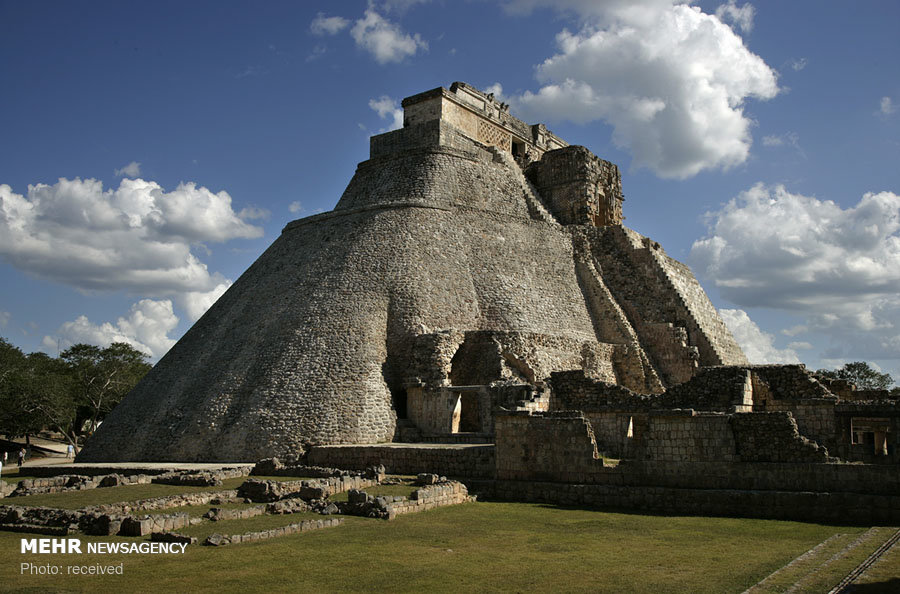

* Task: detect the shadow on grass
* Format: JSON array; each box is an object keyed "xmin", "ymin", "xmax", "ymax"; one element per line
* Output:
[
  {"xmin": 851, "ymin": 578, "xmax": 900, "ymax": 593},
  {"xmin": 470, "ymin": 496, "xmax": 874, "ymax": 528}
]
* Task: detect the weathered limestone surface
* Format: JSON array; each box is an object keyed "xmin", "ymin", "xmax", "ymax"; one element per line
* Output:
[{"xmin": 78, "ymin": 82, "xmax": 745, "ymax": 462}]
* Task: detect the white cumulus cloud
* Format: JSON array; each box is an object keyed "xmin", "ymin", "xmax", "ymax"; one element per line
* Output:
[
  {"xmin": 720, "ymin": 309, "xmax": 800, "ymax": 364},
  {"xmin": 45, "ymin": 299, "xmax": 179, "ymax": 360},
  {"xmin": 880, "ymin": 96, "xmax": 896, "ymax": 116},
  {"xmin": 369, "ymin": 95, "xmax": 404, "ymax": 131},
  {"xmin": 0, "ymin": 178, "xmax": 261, "ymax": 297},
  {"xmin": 114, "ymin": 161, "xmax": 141, "ymax": 178},
  {"xmin": 501, "ymin": 0, "xmax": 779, "ymax": 179},
  {"xmin": 350, "ymin": 6, "xmax": 427, "ymax": 64},
  {"xmin": 310, "ymin": 13, "xmax": 350, "ymax": 36},
  {"xmin": 714, "ymin": 0, "xmax": 755, "ymax": 32},
  {"xmin": 288, "ymin": 201, "xmax": 304, "ymax": 214},
  {"xmin": 0, "ymin": 310, "xmax": 9, "ymax": 328},
  {"xmin": 181, "ymin": 281, "xmax": 231, "ymax": 322},
  {"xmin": 691, "ymin": 183, "xmax": 900, "ymax": 361}
]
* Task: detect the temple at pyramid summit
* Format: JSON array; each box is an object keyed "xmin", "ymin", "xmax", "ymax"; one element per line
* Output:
[{"xmin": 78, "ymin": 83, "xmax": 899, "ymax": 493}]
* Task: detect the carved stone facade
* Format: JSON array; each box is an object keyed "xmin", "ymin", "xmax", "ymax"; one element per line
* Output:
[{"xmin": 526, "ymin": 146, "xmax": 624, "ymax": 227}]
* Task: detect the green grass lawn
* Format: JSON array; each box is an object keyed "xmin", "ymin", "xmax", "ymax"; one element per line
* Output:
[{"xmin": 3, "ymin": 500, "xmax": 877, "ymax": 593}]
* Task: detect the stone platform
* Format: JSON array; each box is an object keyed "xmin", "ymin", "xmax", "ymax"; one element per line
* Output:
[
  {"xmin": 24, "ymin": 462, "xmax": 254, "ymax": 478},
  {"xmin": 307, "ymin": 443, "xmax": 496, "ymax": 479}
]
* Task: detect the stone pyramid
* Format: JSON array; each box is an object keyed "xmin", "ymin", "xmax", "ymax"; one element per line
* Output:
[{"xmin": 78, "ymin": 82, "xmax": 746, "ymax": 462}]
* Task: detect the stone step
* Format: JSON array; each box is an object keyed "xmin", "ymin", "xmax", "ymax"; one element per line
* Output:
[
  {"xmin": 828, "ymin": 527, "xmax": 900, "ymax": 593},
  {"xmin": 743, "ymin": 527, "xmax": 898, "ymax": 594}
]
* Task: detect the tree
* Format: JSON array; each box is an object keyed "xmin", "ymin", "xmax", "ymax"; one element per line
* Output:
[
  {"xmin": 0, "ymin": 337, "xmax": 152, "ymax": 451},
  {"xmin": 61, "ymin": 342, "xmax": 151, "ymax": 435},
  {"xmin": 17, "ymin": 352, "xmax": 80, "ymax": 448},
  {"xmin": 816, "ymin": 361, "xmax": 895, "ymax": 391},
  {"xmin": 0, "ymin": 338, "xmax": 44, "ymax": 439}
]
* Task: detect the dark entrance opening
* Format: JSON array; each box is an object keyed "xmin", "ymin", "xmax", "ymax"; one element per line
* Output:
[
  {"xmin": 512, "ymin": 140, "xmax": 527, "ymax": 165},
  {"xmin": 391, "ymin": 387, "xmax": 408, "ymax": 419},
  {"xmin": 458, "ymin": 392, "xmax": 480, "ymax": 432}
]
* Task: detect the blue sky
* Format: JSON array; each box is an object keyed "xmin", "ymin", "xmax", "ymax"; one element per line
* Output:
[{"xmin": 1, "ymin": 1, "xmax": 899, "ymax": 382}]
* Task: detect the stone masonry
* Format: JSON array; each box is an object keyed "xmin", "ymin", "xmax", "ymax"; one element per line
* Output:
[{"xmin": 78, "ymin": 82, "xmax": 746, "ymax": 462}]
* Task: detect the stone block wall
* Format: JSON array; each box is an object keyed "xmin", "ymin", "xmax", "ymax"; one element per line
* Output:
[
  {"xmin": 748, "ymin": 365, "xmax": 838, "ymax": 450},
  {"xmin": 750, "ymin": 364, "xmax": 835, "ymax": 400},
  {"xmin": 649, "ymin": 246, "xmax": 748, "ymax": 367},
  {"xmin": 204, "ymin": 518, "xmax": 343, "ymax": 546},
  {"xmin": 486, "ymin": 480, "xmax": 900, "ymax": 525},
  {"xmin": 407, "ymin": 330, "xmax": 465, "ymax": 388},
  {"xmin": 411, "ymin": 330, "xmax": 619, "ymax": 389},
  {"xmin": 120, "ymin": 513, "xmax": 192, "ymax": 537},
  {"xmin": 338, "ymin": 146, "xmax": 532, "ymax": 219},
  {"xmin": 388, "ymin": 481, "xmax": 469, "ymax": 519},
  {"xmin": 643, "ymin": 411, "xmax": 736, "ymax": 462},
  {"xmin": 495, "ymin": 411, "xmax": 604, "ymax": 482},
  {"xmin": 307, "ymin": 445, "xmax": 496, "ymax": 479},
  {"xmin": 551, "ymin": 366, "xmax": 844, "ymax": 459},
  {"xmin": 571, "ymin": 232, "xmax": 663, "ymax": 393},
  {"xmin": 492, "ymin": 411, "xmax": 900, "ymax": 500},
  {"xmin": 660, "ymin": 366, "xmax": 753, "ymax": 411},
  {"xmin": 237, "ymin": 475, "xmax": 379, "ymax": 503},
  {"xmin": 579, "ymin": 411, "xmax": 646, "ymax": 458},
  {"xmin": 765, "ymin": 399, "xmax": 837, "ymax": 451},
  {"xmin": 730, "ymin": 412, "xmax": 831, "ymax": 462},
  {"xmin": 549, "ymin": 370, "xmax": 652, "ymax": 412}
]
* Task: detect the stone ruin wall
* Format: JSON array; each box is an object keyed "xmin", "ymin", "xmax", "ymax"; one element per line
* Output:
[
  {"xmin": 525, "ymin": 146, "xmax": 624, "ymax": 227},
  {"xmin": 747, "ymin": 365, "xmax": 838, "ymax": 451},
  {"xmin": 494, "ymin": 411, "xmax": 603, "ymax": 483},
  {"xmin": 834, "ymin": 401, "xmax": 900, "ymax": 464},
  {"xmin": 730, "ymin": 412, "xmax": 832, "ymax": 463},
  {"xmin": 582, "ymin": 225, "xmax": 748, "ymax": 376},
  {"xmin": 492, "ymin": 411, "xmax": 899, "ymax": 497},
  {"xmin": 407, "ymin": 330, "xmax": 620, "ymax": 389},
  {"xmin": 486, "ymin": 478, "xmax": 900, "ymax": 524},
  {"xmin": 642, "ymin": 411, "xmax": 738, "ymax": 462},
  {"xmin": 547, "ymin": 366, "xmax": 843, "ymax": 461},
  {"xmin": 306, "ymin": 445, "xmax": 495, "ymax": 479}
]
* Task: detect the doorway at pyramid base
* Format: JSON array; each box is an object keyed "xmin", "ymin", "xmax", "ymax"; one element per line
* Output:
[
  {"xmin": 387, "ymin": 327, "xmax": 664, "ymax": 445},
  {"xmin": 395, "ymin": 384, "xmax": 547, "ymax": 444}
]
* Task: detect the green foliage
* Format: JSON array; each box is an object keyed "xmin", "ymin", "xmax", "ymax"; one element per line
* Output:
[
  {"xmin": 61, "ymin": 341, "xmax": 152, "ymax": 433},
  {"xmin": 0, "ymin": 337, "xmax": 151, "ymax": 450},
  {"xmin": 0, "ymin": 341, "xmax": 55, "ymax": 439},
  {"xmin": 816, "ymin": 361, "xmax": 895, "ymax": 391}
]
